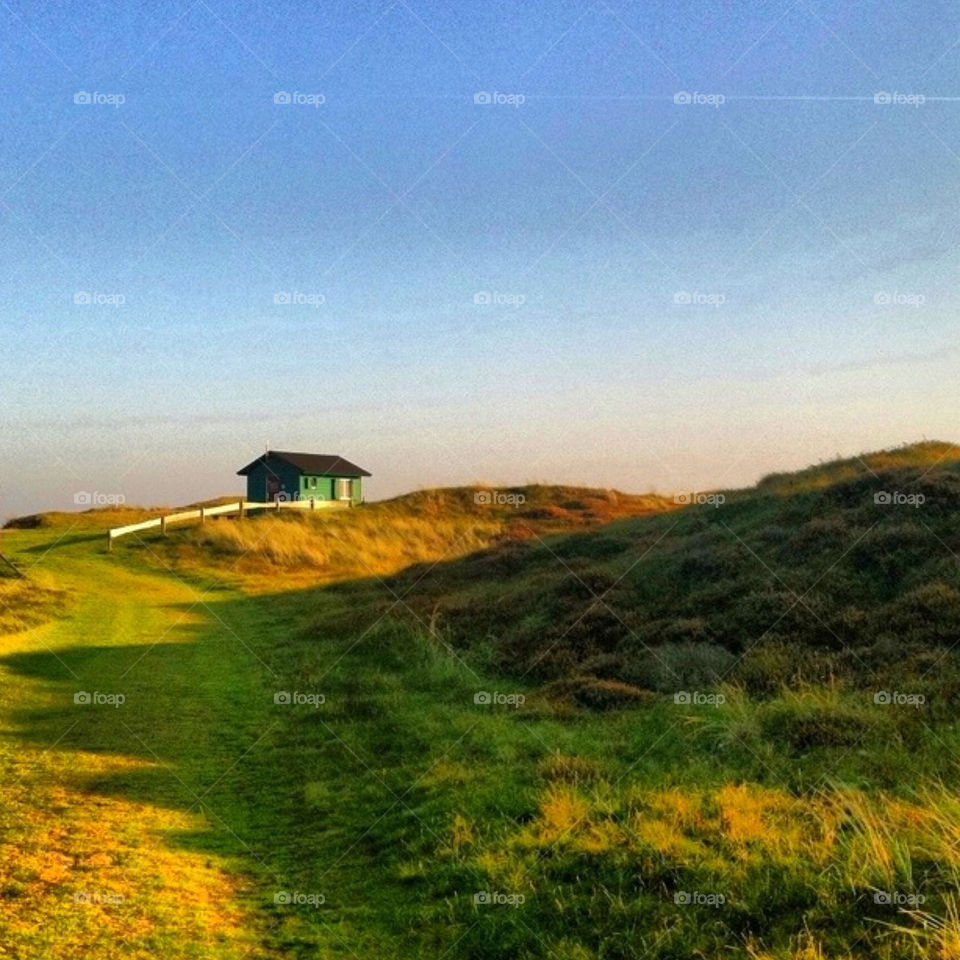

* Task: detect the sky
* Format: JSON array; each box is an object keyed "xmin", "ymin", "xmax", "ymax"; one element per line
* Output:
[{"xmin": 2, "ymin": 0, "xmax": 959, "ymax": 520}]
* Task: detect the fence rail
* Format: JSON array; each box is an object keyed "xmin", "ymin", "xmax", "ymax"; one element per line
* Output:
[{"xmin": 107, "ymin": 499, "xmax": 349, "ymax": 551}]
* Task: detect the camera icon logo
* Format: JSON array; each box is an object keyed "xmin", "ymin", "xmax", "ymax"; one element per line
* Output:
[
  {"xmin": 474, "ymin": 491, "xmax": 492, "ymax": 505},
  {"xmin": 473, "ymin": 291, "xmax": 491, "ymax": 305},
  {"xmin": 674, "ymin": 891, "xmax": 691, "ymax": 904},
  {"xmin": 874, "ymin": 691, "xmax": 891, "ymax": 704},
  {"xmin": 274, "ymin": 292, "xmax": 291, "ymax": 305},
  {"xmin": 874, "ymin": 91, "xmax": 891, "ymax": 105},
  {"xmin": 274, "ymin": 891, "xmax": 291, "ymax": 904},
  {"xmin": 73, "ymin": 291, "xmax": 91, "ymax": 305},
  {"xmin": 74, "ymin": 91, "xmax": 91, "ymax": 105},
  {"xmin": 674, "ymin": 91, "xmax": 692, "ymax": 105},
  {"xmin": 473, "ymin": 92, "xmax": 491, "ymax": 104},
  {"xmin": 274, "ymin": 691, "xmax": 292, "ymax": 705},
  {"xmin": 874, "ymin": 492, "xmax": 892, "ymax": 505},
  {"xmin": 474, "ymin": 891, "xmax": 491, "ymax": 904},
  {"xmin": 674, "ymin": 692, "xmax": 691, "ymax": 704},
  {"xmin": 74, "ymin": 491, "xmax": 92, "ymax": 505},
  {"xmin": 673, "ymin": 291, "xmax": 692, "ymax": 305},
  {"xmin": 274, "ymin": 91, "xmax": 291, "ymax": 104},
  {"xmin": 74, "ymin": 691, "xmax": 91, "ymax": 705},
  {"xmin": 474, "ymin": 691, "xmax": 492, "ymax": 705}
]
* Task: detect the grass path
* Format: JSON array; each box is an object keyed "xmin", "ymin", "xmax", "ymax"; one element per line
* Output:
[
  {"xmin": 0, "ymin": 527, "xmax": 524, "ymax": 959},
  {"xmin": 0, "ymin": 532, "xmax": 289, "ymax": 959},
  {"xmin": 0, "ymin": 527, "xmax": 685, "ymax": 959}
]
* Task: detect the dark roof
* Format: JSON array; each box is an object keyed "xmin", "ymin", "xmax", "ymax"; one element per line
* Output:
[{"xmin": 237, "ymin": 451, "xmax": 371, "ymax": 477}]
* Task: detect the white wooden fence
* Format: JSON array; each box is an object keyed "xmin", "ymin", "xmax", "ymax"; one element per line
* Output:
[{"xmin": 107, "ymin": 499, "xmax": 348, "ymax": 551}]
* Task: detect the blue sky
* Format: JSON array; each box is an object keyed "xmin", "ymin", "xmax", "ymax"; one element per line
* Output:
[{"xmin": 2, "ymin": 0, "xmax": 959, "ymax": 518}]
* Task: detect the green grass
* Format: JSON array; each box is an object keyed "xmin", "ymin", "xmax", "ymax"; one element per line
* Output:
[
  {"xmin": 3, "ymin": 443, "xmax": 960, "ymax": 957},
  {"xmin": 349, "ymin": 443, "xmax": 960, "ymax": 702}
]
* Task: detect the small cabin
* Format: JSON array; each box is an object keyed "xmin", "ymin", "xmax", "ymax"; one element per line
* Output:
[{"xmin": 237, "ymin": 451, "xmax": 371, "ymax": 505}]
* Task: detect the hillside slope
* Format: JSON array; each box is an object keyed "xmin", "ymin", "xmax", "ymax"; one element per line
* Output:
[
  {"xmin": 307, "ymin": 441, "xmax": 960, "ymax": 704},
  {"xmin": 151, "ymin": 485, "xmax": 677, "ymax": 588}
]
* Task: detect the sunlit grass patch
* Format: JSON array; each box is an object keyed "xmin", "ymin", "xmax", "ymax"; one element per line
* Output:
[
  {"xmin": 188, "ymin": 509, "xmax": 502, "ymax": 581},
  {"xmin": 0, "ymin": 573, "xmax": 68, "ymax": 634},
  {"xmin": 450, "ymin": 774, "xmax": 960, "ymax": 958},
  {"xmin": 0, "ymin": 749, "xmax": 270, "ymax": 959}
]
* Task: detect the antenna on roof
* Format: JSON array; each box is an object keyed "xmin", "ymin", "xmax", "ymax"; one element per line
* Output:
[{"xmin": 265, "ymin": 441, "xmax": 270, "ymax": 454}]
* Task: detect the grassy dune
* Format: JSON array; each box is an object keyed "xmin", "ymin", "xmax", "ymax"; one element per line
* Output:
[
  {"xmin": 2, "ymin": 444, "xmax": 960, "ymax": 957},
  {"xmin": 156, "ymin": 485, "xmax": 676, "ymax": 588}
]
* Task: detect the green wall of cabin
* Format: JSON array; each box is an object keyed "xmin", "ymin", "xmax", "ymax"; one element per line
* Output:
[{"xmin": 243, "ymin": 458, "xmax": 363, "ymax": 504}]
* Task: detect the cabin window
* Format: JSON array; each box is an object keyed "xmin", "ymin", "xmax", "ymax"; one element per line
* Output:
[{"xmin": 336, "ymin": 479, "xmax": 352, "ymax": 500}]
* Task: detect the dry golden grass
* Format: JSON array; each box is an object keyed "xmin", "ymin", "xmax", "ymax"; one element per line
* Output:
[
  {"xmin": 747, "ymin": 931, "xmax": 859, "ymax": 959},
  {"xmin": 189, "ymin": 510, "xmax": 503, "ymax": 583},
  {"xmin": 163, "ymin": 484, "xmax": 677, "ymax": 588},
  {"xmin": 0, "ymin": 572, "xmax": 68, "ymax": 634},
  {"xmin": 81, "ymin": 484, "xmax": 678, "ymax": 590},
  {"xmin": 465, "ymin": 777, "xmax": 960, "ymax": 955},
  {"xmin": 0, "ymin": 749, "xmax": 274, "ymax": 959},
  {"xmin": 888, "ymin": 896, "xmax": 960, "ymax": 958}
]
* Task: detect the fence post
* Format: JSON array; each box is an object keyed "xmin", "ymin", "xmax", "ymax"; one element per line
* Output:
[
  {"xmin": 161, "ymin": 515, "xmax": 167, "ymax": 536},
  {"xmin": 200, "ymin": 506, "xmax": 205, "ymax": 525},
  {"xmin": 238, "ymin": 500, "xmax": 244, "ymax": 520}
]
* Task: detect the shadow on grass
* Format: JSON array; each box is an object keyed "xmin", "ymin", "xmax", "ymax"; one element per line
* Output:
[
  {"xmin": 0, "ymin": 578, "xmax": 580, "ymax": 958},
  {"xmin": 16, "ymin": 530, "xmax": 113, "ymax": 553}
]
